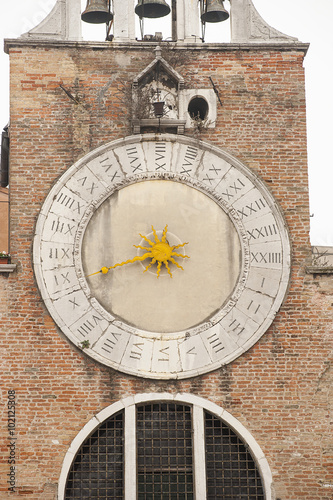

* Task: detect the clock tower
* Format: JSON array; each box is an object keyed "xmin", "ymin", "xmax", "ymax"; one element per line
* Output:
[{"xmin": 1, "ymin": 1, "xmax": 332, "ymax": 499}]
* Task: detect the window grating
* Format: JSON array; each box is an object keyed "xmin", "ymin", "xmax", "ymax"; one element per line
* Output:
[
  {"xmin": 136, "ymin": 402, "xmax": 194, "ymax": 499},
  {"xmin": 64, "ymin": 410, "xmax": 124, "ymax": 499},
  {"xmin": 205, "ymin": 411, "xmax": 264, "ymax": 499},
  {"xmin": 63, "ymin": 401, "xmax": 268, "ymax": 500}
]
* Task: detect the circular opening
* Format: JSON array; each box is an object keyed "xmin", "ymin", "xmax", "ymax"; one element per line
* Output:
[{"xmin": 188, "ymin": 97, "xmax": 209, "ymax": 120}]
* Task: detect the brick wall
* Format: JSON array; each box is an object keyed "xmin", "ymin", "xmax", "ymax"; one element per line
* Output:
[
  {"xmin": 0, "ymin": 41, "xmax": 332, "ymax": 499},
  {"xmin": 0, "ymin": 187, "xmax": 9, "ymax": 251}
]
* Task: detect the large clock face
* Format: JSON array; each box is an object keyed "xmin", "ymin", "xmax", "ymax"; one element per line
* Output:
[
  {"xmin": 34, "ymin": 135, "xmax": 290, "ymax": 379},
  {"xmin": 82, "ymin": 179, "xmax": 241, "ymax": 333}
]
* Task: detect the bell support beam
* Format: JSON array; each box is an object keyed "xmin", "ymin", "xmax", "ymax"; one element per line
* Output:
[
  {"xmin": 113, "ymin": 0, "xmax": 136, "ymax": 41},
  {"xmin": 173, "ymin": 0, "xmax": 201, "ymax": 43}
]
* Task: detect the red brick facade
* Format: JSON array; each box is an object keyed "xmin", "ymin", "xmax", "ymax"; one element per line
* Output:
[
  {"xmin": 1, "ymin": 40, "xmax": 332, "ymax": 499},
  {"xmin": 0, "ymin": 187, "xmax": 9, "ymax": 252}
]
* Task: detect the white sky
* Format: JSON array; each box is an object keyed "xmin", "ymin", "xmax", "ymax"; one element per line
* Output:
[{"xmin": 0, "ymin": 0, "xmax": 332, "ymax": 245}]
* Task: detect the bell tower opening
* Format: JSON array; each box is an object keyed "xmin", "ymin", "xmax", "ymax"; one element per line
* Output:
[{"xmin": 80, "ymin": 0, "xmax": 231, "ymax": 43}]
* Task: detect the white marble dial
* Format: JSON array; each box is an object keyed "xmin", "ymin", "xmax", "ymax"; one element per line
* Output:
[{"xmin": 33, "ymin": 134, "xmax": 290, "ymax": 379}]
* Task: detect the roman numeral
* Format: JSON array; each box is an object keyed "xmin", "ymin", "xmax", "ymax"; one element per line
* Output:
[
  {"xmin": 237, "ymin": 198, "xmax": 266, "ymax": 219},
  {"xmin": 180, "ymin": 146, "xmax": 198, "ymax": 175},
  {"xmin": 99, "ymin": 157, "xmax": 112, "ymax": 173},
  {"xmin": 56, "ymin": 192, "xmax": 83, "ymax": 214},
  {"xmin": 158, "ymin": 347, "xmax": 169, "ymax": 362},
  {"xmin": 247, "ymin": 223, "xmax": 278, "ymax": 241},
  {"xmin": 202, "ymin": 173, "xmax": 214, "ymax": 185},
  {"xmin": 69, "ymin": 297, "xmax": 79, "ymax": 309},
  {"xmin": 247, "ymin": 300, "xmax": 261, "ymax": 315},
  {"xmin": 155, "ymin": 143, "xmax": 166, "ymax": 171},
  {"xmin": 54, "ymin": 272, "xmax": 70, "ymax": 287},
  {"xmin": 51, "ymin": 219, "xmax": 75, "ymax": 236},
  {"xmin": 220, "ymin": 178, "xmax": 245, "ymax": 200},
  {"xmin": 207, "ymin": 333, "xmax": 225, "ymax": 353},
  {"xmin": 77, "ymin": 176, "xmax": 98, "ymax": 195},
  {"xmin": 77, "ymin": 315, "xmax": 104, "ymax": 337},
  {"xmin": 130, "ymin": 343, "xmax": 144, "ymax": 360},
  {"xmin": 186, "ymin": 347, "xmax": 197, "ymax": 356},
  {"xmin": 210, "ymin": 164, "xmax": 221, "ymax": 176},
  {"xmin": 126, "ymin": 146, "xmax": 142, "ymax": 173},
  {"xmin": 228, "ymin": 319, "xmax": 245, "ymax": 335},
  {"xmin": 101, "ymin": 331, "xmax": 122, "ymax": 353},
  {"xmin": 48, "ymin": 247, "xmax": 71, "ymax": 259},
  {"xmin": 251, "ymin": 252, "xmax": 282, "ymax": 264},
  {"xmin": 99, "ymin": 157, "xmax": 121, "ymax": 181},
  {"xmin": 202, "ymin": 164, "xmax": 222, "ymax": 185}
]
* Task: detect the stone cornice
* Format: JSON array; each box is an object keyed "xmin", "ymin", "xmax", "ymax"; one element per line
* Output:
[{"xmin": 4, "ymin": 39, "xmax": 310, "ymax": 55}]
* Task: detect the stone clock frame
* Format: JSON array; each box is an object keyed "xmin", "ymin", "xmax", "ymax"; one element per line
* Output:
[{"xmin": 33, "ymin": 134, "xmax": 290, "ymax": 379}]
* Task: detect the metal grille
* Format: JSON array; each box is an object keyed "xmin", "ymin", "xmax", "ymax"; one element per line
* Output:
[
  {"xmin": 205, "ymin": 411, "xmax": 264, "ymax": 499},
  {"xmin": 65, "ymin": 410, "xmax": 124, "ymax": 499},
  {"xmin": 136, "ymin": 402, "xmax": 194, "ymax": 499}
]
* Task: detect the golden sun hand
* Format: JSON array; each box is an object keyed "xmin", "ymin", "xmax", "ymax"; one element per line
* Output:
[{"xmin": 87, "ymin": 225, "xmax": 189, "ymax": 278}]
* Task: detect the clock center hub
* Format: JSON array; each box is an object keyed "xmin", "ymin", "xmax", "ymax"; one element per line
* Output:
[{"xmin": 151, "ymin": 241, "xmax": 173, "ymax": 262}]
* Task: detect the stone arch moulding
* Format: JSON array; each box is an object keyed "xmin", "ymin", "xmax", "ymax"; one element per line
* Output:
[{"xmin": 58, "ymin": 393, "xmax": 273, "ymax": 499}]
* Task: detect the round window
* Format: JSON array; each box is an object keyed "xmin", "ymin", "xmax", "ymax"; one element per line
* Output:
[{"xmin": 188, "ymin": 96, "xmax": 209, "ymax": 120}]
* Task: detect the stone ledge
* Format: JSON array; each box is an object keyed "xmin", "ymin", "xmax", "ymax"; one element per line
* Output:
[
  {"xmin": 0, "ymin": 264, "xmax": 16, "ymax": 273},
  {"xmin": 306, "ymin": 266, "xmax": 333, "ymax": 275},
  {"xmin": 3, "ymin": 39, "xmax": 310, "ymax": 55},
  {"xmin": 132, "ymin": 119, "xmax": 186, "ymax": 135}
]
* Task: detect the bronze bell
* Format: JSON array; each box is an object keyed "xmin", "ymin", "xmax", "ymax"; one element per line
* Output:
[
  {"xmin": 135, "ymin": 0, "xmax": 171, "ymax": 19},
  {"xmin": 201, "ymin": 0, "xmax": 229, "ymax": 23},
  {"xmin": 81, "ymin": 0, "xmax": 113, "ymax": 24}
]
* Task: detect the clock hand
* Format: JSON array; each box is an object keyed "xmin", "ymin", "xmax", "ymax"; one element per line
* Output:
[
  {"xmin": 86, "ymin": 266, "xmax": 110, "ymax": 277},
  {"xmin": 86, "ymin": 253, "xmax": 152, "ymax": 277},
  {"xmin": 86, "ymin": 225, "xmax": 190, "ymax": 279}
]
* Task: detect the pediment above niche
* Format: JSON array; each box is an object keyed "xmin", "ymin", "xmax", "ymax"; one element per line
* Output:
[
  {"xmin": 132, "ymin": 46, "xmax": 186, "ymax": 134},
  {"xmin": 134, "ymin": 46, "xmax": 185, "ymax": 92}
]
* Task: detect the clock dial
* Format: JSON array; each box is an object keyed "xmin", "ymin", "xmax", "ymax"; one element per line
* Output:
[
  {"xmin": 82, "ymin": 180, "xmax": 241, "ymax": 333},
  {"xmin": 34, "ymin": 135, "xmax": 290, "ymax": 379}
]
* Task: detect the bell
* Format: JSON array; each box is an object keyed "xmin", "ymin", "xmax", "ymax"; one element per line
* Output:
[
  {"xmin": 201, "ymin": 0, "xmax": 229, "ymax": 23},
  {"xmin": 135, "ymin": 0, "xmax": 171, "ymax": 19},
  {"xmin": 81, "ymin": 0, "xmax": 113, "ymax": 24}
]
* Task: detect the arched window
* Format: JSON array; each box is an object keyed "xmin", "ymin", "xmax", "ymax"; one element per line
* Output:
[{"xmin": 59, "ymin": 394, "xmax": 272, "ymax": 499}]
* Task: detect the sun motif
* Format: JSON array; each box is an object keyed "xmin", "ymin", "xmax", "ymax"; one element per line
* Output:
[{"xmin": 88, "ymin": 225, "xmax": 189, "ymax": 278}]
